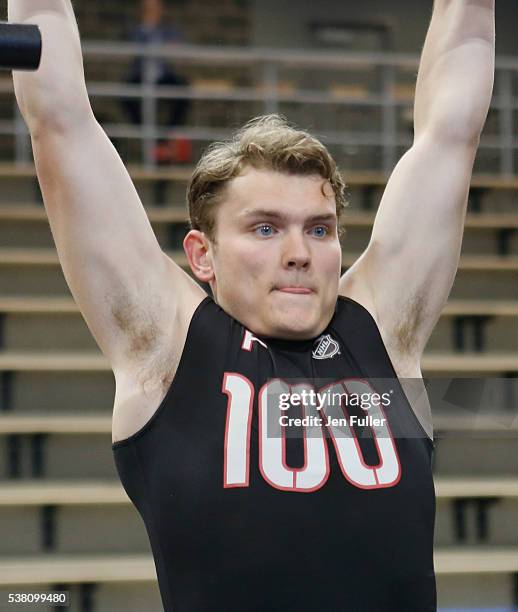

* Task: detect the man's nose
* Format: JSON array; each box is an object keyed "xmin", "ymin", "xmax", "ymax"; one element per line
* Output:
[{"xmin": 281, "ymin": 231, "xmax": 311, "ymax": 269}]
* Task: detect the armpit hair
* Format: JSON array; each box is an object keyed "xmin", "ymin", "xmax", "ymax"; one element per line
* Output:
[
  {"xmin": 111, "ymin": 293, "xmax": 160, "ymax": 356},
  {"xmin": 393, "ymin": 289, "xmax": 428, "ymax": 356},
  {"xmin": 109, "ymin": 289, "xmax": 178, "ymax": 393}
]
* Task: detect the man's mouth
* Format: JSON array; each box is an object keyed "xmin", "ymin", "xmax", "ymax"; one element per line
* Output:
[{"xmin": 276, "ymin": 287, "xmax": 314, "ymax": 294}]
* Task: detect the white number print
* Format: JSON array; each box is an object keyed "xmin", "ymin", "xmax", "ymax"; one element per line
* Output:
[
  {"xmin": 221, "ymin": 374, "xmax": 401, "ymax": 493},
  {"xmin": 258, "ymin": 379, "xmax": 330, "ymax": 492},
  {"xmin": 221, "ymin": 373, "xmax": 254, "ymax": 488}
]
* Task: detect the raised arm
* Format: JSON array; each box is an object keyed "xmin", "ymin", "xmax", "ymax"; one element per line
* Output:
[
  {"xmin": 8, "ymin": 1, "xmax": 206, "ymax": 378},
  {"xmin": 340, "ymin": 0, "xmax": 495, "ymax": 372}
]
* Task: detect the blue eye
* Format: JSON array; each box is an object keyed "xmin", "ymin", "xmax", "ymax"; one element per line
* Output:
[
  {"xmin": 256, "ymin": 224, "xmax": 274, "ymax": 237},
  {"xmin": 312, "ymin": 226, "xmax": 328, "ymax": 237}
]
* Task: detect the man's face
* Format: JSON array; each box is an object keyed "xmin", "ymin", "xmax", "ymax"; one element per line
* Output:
[
  {"xmin": 143, "ymin": 0, "xmax": 163, "ymax": 24},
  {"xmin": 206, "ymin": 167, "xmax": 342, "ymax": 340}
]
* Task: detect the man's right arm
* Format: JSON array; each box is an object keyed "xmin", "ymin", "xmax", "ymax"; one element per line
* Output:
[{"xmin": 8, "ymin": 1, "xmax": 207, "ymax": 376}]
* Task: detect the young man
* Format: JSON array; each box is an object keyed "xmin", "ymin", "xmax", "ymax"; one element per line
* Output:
[{"xmin": 9, "ymin": 0, "xmax": 494, "ymax": 610}]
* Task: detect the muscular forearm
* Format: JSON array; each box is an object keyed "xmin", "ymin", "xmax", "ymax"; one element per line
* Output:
[
  {"xmin": 8, "ymin": 0, "xmax": 92, "ymax": 132},
  {"xmin": 414, "ymin": 0, "xmax": 495, "ymax": 144}
]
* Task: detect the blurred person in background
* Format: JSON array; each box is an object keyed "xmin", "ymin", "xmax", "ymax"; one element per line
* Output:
[{"xmin": 122, "ymin": 0, "xmax": 192, "ymax": 163}]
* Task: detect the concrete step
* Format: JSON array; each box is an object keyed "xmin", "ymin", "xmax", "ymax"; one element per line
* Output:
[
  {"xmin": 0, "ymin": 370, "xmax": 115, "ymax": 413},
  {"xmin": 0, "ymin": 163, "xmax": 189, "ymax": 208},
  {"xmin": 0, "ymin": 504, "xmax": 150, "ymax": 556},
  {"xmin": 5, "ymin": 205, "xmax": 518, "ymax": 229},
  {"xmin": 0, "ymin": 552, "xmax": 156, "ymax": 585},
  {"xmin": 0, "ymin": 163, "xmax": 516, "ymax": 190},
  {"xmin": 3, "ymin": 206, "xmax": 518, "ymax": 255},
  {"xmin": 2, "ymin": 313, "xmax": 98, "ymax": 351},
  {"xmin": 0, "ymin": 434, "xmax": 116, "ymax": 480},
  {"xmin": 0, "ymin": 487, "xmax": 517, "ymax": 556},
  {"xmin": 3, "ymin": 300, "xmax": 518, "ymax": 352},
  {"xmin": 2, "ymin": 421, "xmax": 518, "ymax": 478},
  {"xmin": 3, "ymin": 349, "xmax": 518, "ymax": 377},
  {"xmin": 3, "ymin": 252, "xmax": 518, "ymax": 298},
  {"xmin": 0, "ymin": 581, "xmax": 163, "ymax": 612},
  {"xmin": 0, "ymin": 569, "xmax": 513, "ymax": 612},
  {"xmin": 2, "ymin": 475, "xmax": 516, "ymax": 506},
  {"xmin": 4, "ymin": 248, "xmax": 518, "ymax": 271},
  {"xmin": 0, "ymin": 414, "xmax": 111, "ymax": 435},
  {"xmin": 2, "ymin": 295, "xmax": 517, "ymax": 315},
  {"xmin": 426, "ymin": 316, "xmax": 518, "ymax": 353},
  {"xmin": 436, "ymin": 573, "xmax": 515, "ymax": 609},
  {"xmin": 0, "ymin": 217, "xmax": 176, "ymax": 250},
  {"xmin": 434, "ymin": 436, "xmax": 518, "ymax": 475},
  {"xmin": 1, "ymin": 411, "xmax": 516, "ymax": 436},
  {"xmin": 0, "ymin": 547, "xmax": 517, "ymax": 585}
]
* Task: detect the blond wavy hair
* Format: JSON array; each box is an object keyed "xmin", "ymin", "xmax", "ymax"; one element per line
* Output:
[{"xmin": 187, "ymin": 114, "xmax": 348, "ymax": 243}]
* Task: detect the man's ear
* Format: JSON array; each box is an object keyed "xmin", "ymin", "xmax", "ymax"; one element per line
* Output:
[{"xmin": 183, "ymin": 230, "xmax": 215, "ymax": 283}]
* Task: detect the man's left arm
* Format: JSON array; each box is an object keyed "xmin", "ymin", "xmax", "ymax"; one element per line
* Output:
[{"xmin": 340, "ymin": 0, "xmax": 495, "ymax": 371}]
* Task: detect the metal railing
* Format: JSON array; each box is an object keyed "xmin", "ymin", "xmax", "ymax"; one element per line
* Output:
[{"xmin": 0, "ymin": 42, "xmax": 516, "ymax": 175}]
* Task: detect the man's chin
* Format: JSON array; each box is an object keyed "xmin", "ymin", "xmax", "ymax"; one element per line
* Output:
[
  {"xmin": 266, "ymin": 295, "xmax": 322, "ymax": 336},
  {"xmin": 268, "ymin": 314, "xmax": 320, "ymax": 340}
]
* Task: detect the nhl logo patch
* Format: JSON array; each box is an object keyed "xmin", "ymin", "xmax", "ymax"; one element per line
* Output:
[{"xmin": 312, "ymin": 334, "xmax": 340, "ymax": 360}]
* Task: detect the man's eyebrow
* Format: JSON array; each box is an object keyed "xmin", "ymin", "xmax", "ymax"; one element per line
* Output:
[{"xmin": 240, "ymin": 209, "xmax": 337, "ymax": 223}]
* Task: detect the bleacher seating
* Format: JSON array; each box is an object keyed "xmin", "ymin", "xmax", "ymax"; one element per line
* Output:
[{"xmin": 1, "ymin": 140, "xmax": 518, "ymax": 610}]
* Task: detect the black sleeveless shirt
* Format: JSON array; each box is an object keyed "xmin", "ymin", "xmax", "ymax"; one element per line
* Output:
[{"xmin": 112, "ymin": 295, "xmax": 436, "ymax": 612}]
